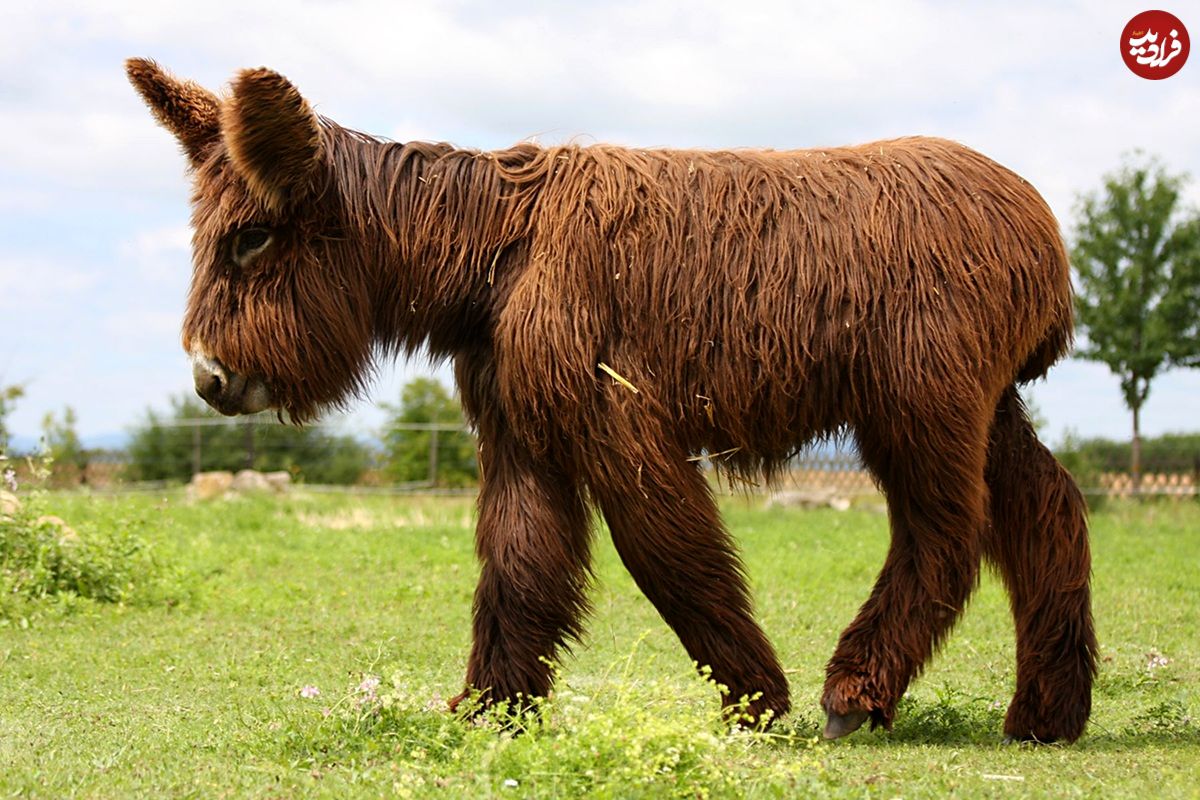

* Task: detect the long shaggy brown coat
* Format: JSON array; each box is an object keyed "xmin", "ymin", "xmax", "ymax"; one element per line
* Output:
[{"xmin": 128, "ymin": 58, "xmax": 1097, "ymax": 743}]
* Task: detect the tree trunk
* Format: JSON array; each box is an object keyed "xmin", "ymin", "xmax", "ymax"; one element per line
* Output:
[{"xmin": 1131, "ymin": 402, "xmax": 1142, "ymax": 493}]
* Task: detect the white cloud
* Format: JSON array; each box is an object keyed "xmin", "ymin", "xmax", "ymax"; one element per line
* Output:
[
  {"xmin": 102, "ymin": 309, "xmax": 181, "ymax": 342},
  {"xmin": 119, "ymin": 225, "xmax": 192, "ymax": 284},
  {"xmin": 0, "ymin": 256, "xmax": 99, "ymax": 309}
]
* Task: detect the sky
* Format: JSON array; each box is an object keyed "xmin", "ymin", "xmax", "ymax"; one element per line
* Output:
[{"xmin": 1, "ymin": 0, "xmax": 1198, "ymax": 449}]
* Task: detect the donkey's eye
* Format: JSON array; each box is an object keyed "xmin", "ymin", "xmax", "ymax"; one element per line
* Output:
[{"xmin": 232, "ymin": 227, "xmax": 273, "ymax": 265}]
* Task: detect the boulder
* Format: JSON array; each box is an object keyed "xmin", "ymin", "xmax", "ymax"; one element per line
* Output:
[
  {"xmin": 0, "ymin": 489, "xmax": 20, "ymax": 518},
  {"xmin": 188, "ymin": 470, "xmax": 235, "ymax": 501},
  {"xmin": 765, "ymin": 488, "xmax": 853, "ymax": 511},
  {"xmin": 232, "ymin": 469, "xmax": 272, "ymax": 493},
  {"xmin": 188, "ymin": 469, "xmax": 292, "ymax": 500},
  {"xmin": 263, "ymin": 471, "xmax": 292, "ymax": 493}
]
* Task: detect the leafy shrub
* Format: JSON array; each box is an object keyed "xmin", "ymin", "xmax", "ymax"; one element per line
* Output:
[{"xmin": 0, "ymin": 498, "xmax": 187, "ymax": 621}]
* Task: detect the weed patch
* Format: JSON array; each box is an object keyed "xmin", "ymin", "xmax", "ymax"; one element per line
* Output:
[
  {"xmin": 0, "ymin": 497, "xmax": 189, "ymax": 622},
  {"xmin": 268, "ymin": 662, "xmax": 830, "ymax": 798},
  {"xmin": 1125, "ymin": 699, "xmax": 1197, "ymax": 741},
  {"xmin": 889, "ymin": 685, "xmax": 1007, "ymax": 745}
]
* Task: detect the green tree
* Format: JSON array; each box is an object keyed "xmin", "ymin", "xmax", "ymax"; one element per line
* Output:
[
  {"xmin": 126, "ymin": 394, "xmax": 371, "ymax": 484},
  {"xmin": 42, "ymin": 406, "xmax": 88, "ymax": 486},
  {"xmin": 382, "ymin": 377, "xmax": 476, "ymax": 487},
  {"xmin": 1071, "ymin": 156, "xmax": 1200, "ymax": 481},
  {"xmin": 0, "ymin": 381, "xmax": 24, "ymax": 454}
]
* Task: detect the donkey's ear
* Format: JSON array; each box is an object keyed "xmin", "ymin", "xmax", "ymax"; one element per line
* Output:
[
  {"xmin": 221, "ymin": 68, "xmax": 323, "ymax": 213},
  {"xmin": 125, "ymin": 58, "xmax": 221, "ymax": 164}
]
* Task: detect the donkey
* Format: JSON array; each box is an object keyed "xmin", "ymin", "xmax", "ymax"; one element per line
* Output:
[{"xmin": 127, "ymin": 59, "xmax": 1097, "ymax": 742}]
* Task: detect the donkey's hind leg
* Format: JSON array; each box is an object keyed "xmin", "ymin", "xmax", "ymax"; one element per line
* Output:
[
  {"xmin": 983, "ymin": 387, "xmax": 1097, "ymax": 743},
  {"xmin": 587, "ymin": 438, "xmax": 789, "ymax": 726},
  {"xmin": 822, "ymin": 400, "xmax": 991, "ymax": 737}
]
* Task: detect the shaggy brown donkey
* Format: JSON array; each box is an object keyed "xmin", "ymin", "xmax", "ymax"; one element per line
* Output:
[{"xmin": 128, "ymin": 59, "xmax": 1097, "ymax": 743}]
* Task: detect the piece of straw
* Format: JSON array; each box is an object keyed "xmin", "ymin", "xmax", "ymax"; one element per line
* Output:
[
  {"xmin": 598, "ymin": 362, "xmax": 640, "ymax": 394},
  {"xmin": 686, "ymin": 447, "xmax": 742, "ymax": 463}
]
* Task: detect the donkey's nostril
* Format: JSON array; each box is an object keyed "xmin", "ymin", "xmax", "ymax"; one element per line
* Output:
[
  {"xmin": 192, "ymin": 355, "xmax": 230, "ymax": 406},
  {"xmin": 195, "ymin": 370, "xmax": 222, "ymax": 403}
]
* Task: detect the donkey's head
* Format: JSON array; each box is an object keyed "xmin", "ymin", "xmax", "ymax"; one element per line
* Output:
[{"xmin": 127, "ymin": 59, "xmax": 374, "ymax": 422}]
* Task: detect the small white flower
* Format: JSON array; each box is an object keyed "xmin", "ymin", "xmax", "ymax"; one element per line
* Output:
[
  {"xmin": 300, "ymin": 685, "xmax": 321, "ymax": 698},
  {"xmin": 503, "ymin": 778, "xmax": 519, "ymax": 789},
  {"xmin": 2, "ymin": 468, "xmax": 16, "ymax": 492}
]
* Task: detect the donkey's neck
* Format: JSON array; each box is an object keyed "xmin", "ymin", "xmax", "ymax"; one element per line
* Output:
[{"xmin": 327, "ymin": 127, "xmax": 544, "ymax": 357}]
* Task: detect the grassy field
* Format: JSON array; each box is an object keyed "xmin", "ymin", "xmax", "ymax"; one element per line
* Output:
[{"xmin": 1, "ymin": 490, "xmax": 1197, "ymax": 798}]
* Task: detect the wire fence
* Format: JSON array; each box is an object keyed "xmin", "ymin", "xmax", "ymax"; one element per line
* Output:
[
  {"xmin": 13, "ymin": 416, "xmax": 476, "ymax": 493},
  {"xmin": 10, "ymin": 416, "xmax": 1198, "ymax": 501},
  {"xmin": 130, "ymin": 416, "xmax": 475, "ymax": 487}
]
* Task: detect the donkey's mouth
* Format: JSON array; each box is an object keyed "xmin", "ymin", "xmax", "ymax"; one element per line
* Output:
[{"xmin": 191, "ymin": 352, "xmax": 274, "ymax": 416}]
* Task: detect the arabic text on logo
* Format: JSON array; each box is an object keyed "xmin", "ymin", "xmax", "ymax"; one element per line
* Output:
[{"xmin": 1122, "ymin": 10, "xmax": 1189, "ymax": 80}]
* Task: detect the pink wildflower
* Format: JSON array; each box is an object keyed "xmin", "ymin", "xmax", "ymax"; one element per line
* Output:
[{"xmin": 355, "ymin": 674, "xmax": 381, "ymax": 707}]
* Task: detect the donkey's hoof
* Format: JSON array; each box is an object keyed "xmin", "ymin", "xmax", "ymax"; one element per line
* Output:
[{"xmin": 823, "ymin": 708, "xmax": 870, "ymax": 740}]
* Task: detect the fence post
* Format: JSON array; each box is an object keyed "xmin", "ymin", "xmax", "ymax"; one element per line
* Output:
[
  {"xmin": 428, "ymin": 427, "xmax": 439, "ymax": 487},
  {"xmin": 243, "ymin": 419, "xmax": 255, "ymax": 470},
  {"xmin": 192, "ymin": 425, "xmax": 201, "ymax": 477}
]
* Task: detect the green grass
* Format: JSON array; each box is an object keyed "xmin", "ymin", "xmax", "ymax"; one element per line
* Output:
[{"xmin": 0, "ymin": 492, "xmax": 1196, "ymax": 798}]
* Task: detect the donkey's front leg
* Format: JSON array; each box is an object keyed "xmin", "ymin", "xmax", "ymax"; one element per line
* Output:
[{"xmin": 449, "ymin": 429, "xmax": 593, "ymax": 714}]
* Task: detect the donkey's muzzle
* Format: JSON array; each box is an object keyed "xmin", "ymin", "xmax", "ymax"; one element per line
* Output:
[{"xmin": 191, "ymin": 353, "xmax": 273, "ymax": 416}]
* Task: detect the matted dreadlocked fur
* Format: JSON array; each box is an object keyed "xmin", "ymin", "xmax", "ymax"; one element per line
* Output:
[{"xmin": 128, "ymin": 58, "xmax": 1098, "ymax": 744}]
